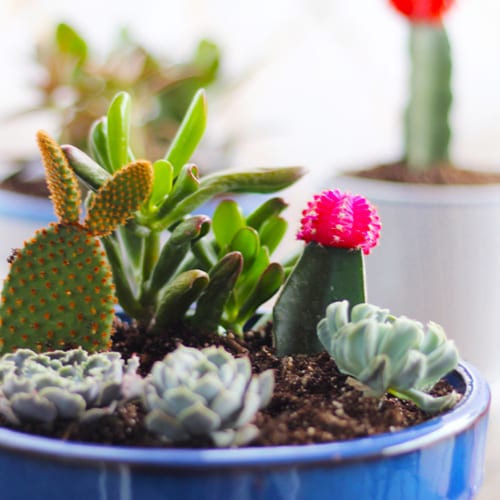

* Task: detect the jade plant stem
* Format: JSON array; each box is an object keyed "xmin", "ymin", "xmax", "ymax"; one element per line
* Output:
[{"xmin": 405, "ymin": 23, "xmax": 452, "ymax": 170}]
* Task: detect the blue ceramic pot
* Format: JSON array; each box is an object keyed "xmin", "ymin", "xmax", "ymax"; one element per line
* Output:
[{"xmin": 0, "ymin": 362, "xmax": 489, "ymax": 500}]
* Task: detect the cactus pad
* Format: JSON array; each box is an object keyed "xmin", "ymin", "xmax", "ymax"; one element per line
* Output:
[
  {"xmin": 85, "ymin": 160, "xmax": 153, "ymax": 237},
  {"xmin": 0, "ymin": 223, "xmax": 116, "ymax": 353},
  {"xmin": 37, "ymin": 131, "xmax": 81, "ymax": 224}
]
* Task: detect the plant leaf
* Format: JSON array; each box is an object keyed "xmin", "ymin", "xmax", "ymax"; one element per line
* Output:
[
  {"xmin": 107, "ymin": 91, "xmax": 131, "ymax": 172},
  {"xmin": 164, "ymin": 88, "xmax": 207, "ymax": 177}
]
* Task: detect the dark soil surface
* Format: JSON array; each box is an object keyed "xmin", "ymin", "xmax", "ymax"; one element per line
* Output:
[
  {"xmin": 354, "ymin": 161, "xmax": 500, "ymax": 185},
  {"xmin": 0, "ymin": 318, "xmax": 456, "ymax": 448}
]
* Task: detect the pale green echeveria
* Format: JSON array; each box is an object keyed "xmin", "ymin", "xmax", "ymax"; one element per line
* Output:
[
  {"xmin": 142, "ymin": 345, "xmax": 274, "ymax": 447},
  {"xmin": 0, "ymin": 348, "xmax": 142, "ymax": 427},
  {"xmin": 317, "ymin": 301, "xmax": 460, "ymax": 413}
]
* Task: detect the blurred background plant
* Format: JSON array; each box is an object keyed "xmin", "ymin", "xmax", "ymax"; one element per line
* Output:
[{"xmin": 1, "ymin": 22, "xmax": 221, "ymax": 196}]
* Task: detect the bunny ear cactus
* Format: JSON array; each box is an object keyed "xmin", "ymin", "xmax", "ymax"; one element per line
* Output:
[
  {"xmin": 273, "ymin": 189, "xmax": 381, "ymax": 356},
  {"xmin": 0, "ymin": 132, "xmax": 153, "ymax": 353},
  {"xmin": 62, "ymin": 89, "xmax": 305, "ymax": 334},
  {"xmin": 389, "ymin": 0, "xmax": 455, "ymax": 171},
  {"xmin": 317, "ymin": 300, "xmax": 460, "ymax": 413},
  {"xmin": 142, "ymin": 345, "xmax": 274, "ymax": 447}
]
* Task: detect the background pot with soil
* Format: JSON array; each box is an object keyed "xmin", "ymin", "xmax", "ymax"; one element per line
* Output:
[{"xmin": 331, "ymin": 0, "xmax": 500, "ymax": 381}]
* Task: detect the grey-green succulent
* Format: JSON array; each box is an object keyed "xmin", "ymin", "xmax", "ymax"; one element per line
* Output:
[
  {"xmin": 317, "ymin": 301, "xmax": 460, "ymax": 413},
  {"xmin": 0, "ymin": 348, "xmax": 141, "ymax": 426},
  {"xmin": 142, "ymin": 345, "xmax": 274, "ymax": 447}
]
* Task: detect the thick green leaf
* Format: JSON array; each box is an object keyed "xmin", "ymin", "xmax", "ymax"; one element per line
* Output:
[
  {"xmin": 146, "ymin": 215, "xmax": 211, "ymax": 300},
  {"xmin": 212, "ymin": 200, "xmax": 245, "ymax": 249},
  {"xmin": 88, "ymin": 118, "xmax": 112, "ymax": 172},
  {"xmin": 258, "ymin": 216, "xmax": 287, "ymax": 254},
  {"xmin": 246, "ymin": 197, "xmax": 288, "ymax": 230},
  {"xmin": 62, "ymin": 145, "xmax": 111, "ymax": 191},
  {"xmin": 157, "ymin": 166, "xmax": 306, "ymax": 230},
  {"xmin": 165, "ymin": 89, "xmax": 207, "ymax": 177},
  {"xmin": 153, "ymin": 270, "xmax": 209, "ymax": 332},
  {"xmin": 230, "ymin": 227, "xmax": 259, "ymax": 272},
  {"xmin": 191, "ymin": 252, "xmax": 243, "ymax": 333},
  {"xmin": 237, "ymin": 263, "xmax": 285, "ymax": 325},
  {"xmin": 107, "ymin": 91, "xmax": 131, "ymax": 172},
  {"xmin": 149, "ymin": 160, "xmax": 174, "ymax": 209},
  {"xmin": 156, "ymin": 164, "xmax": 200, "ymax": 220}
]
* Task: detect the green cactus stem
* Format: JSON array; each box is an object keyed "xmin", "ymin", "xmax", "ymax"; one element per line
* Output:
[
  {"xmin": 0, "ymin": 131, "xmax": 153, "ymax": 353},
  {"xmin": 405, "ymin": 23, "xmax": 452, "ymax": 171},
  {"xmin": 273, "ymin": 244, "xmax": 366, "ymax": 356}
]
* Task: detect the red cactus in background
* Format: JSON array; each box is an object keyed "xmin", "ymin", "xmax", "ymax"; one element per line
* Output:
[{"xmin": 389, "ymin": 0, "xmax": 454, "ymax": 22}]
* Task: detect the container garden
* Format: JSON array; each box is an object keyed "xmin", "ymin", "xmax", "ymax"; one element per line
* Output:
[
  {"xmin": 0, "ymin": 91, "xmax": 490, "ymax": 500},
  {"xmin": 0, "ymin": 361, "xmax": 489, "ymax": 500}
]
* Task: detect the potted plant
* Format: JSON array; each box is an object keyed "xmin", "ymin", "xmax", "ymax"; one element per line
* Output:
[
  {"xmin": 0, "ymin": 98, "xmax": 490, "ymax": 499},
  {"xmin": 333, "ymin": 0, "xmax": 500, "ymax": 380}
]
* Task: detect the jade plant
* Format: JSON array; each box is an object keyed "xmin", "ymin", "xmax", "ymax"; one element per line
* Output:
[
  {"xmin": 317, "ymin": 301, "xmax": 460, "ymax": 412},
  {"xmin": 62, "ymin": 89, "xmax": 304, "ymax": 336},
  {"xmin": 142, "ymin": 345, "xmax": 274, "ymax": 447},
  {"xmin": 0, "ymin": 348, "xmax": 140, "ymax": 426},
  {"xmin": 389, "ymin": 0, "xmax": 454, "ymax": 172},
  {"xmin": 273, "ymin": 188, "xmax": 459, "ymax": 413},
  {"xmin": 0, "ymin": 131, "xmax": 153, "ymax": 353}
]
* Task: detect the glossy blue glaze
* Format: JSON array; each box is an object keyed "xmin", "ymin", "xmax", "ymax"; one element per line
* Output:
[{"xmin": 0, "ymin": 362, "xmax": 489, "ymax": 500}]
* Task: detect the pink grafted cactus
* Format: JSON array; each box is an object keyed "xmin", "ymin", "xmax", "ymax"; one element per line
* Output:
[{"xmin": 297, "ymin": 189, "xmax": 381, "ymax": 255}]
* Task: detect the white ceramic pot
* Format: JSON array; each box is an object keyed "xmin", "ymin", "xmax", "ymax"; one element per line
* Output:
[{"xmin": 334, "ymin": 175, "xmax": 500, "ymax": 381}]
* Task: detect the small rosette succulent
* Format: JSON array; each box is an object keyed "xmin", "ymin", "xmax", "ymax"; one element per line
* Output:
[
  {"xmin": 0, "ymin": 348, "xmax": 141, "ymax": 426},
  {"xmin": 317, "ymin": 300, "xmax": 460, "ymax": 413},
  {"xmin": 142, "ymin": 345, "xmax": 274, "ymax": 447}
]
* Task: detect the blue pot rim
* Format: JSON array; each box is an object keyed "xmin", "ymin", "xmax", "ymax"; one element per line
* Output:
[{"xmin": 0, "ymin": 361, "xmax": 490, "ymax": 470}]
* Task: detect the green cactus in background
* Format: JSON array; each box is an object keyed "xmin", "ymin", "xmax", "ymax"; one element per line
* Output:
[
  {"xmin": 142, "ymin": 345, "xmax": 274, "ymax": 447},
  {"xmin": 389, "ymin": 0, "xmax": 454, "ymax": 171},
  {"xmin": 317, "ymin": 301, "xmax": 460, "ymax": 413},
  {"xmin": 63, "ymin": 90, "xmax": 305, "ymax": 334},
  {"xmin": 0, "ymin": 132, "xmax": 153, "ymax": 352},
  {"xmin": 0, "ymin": 348, "xmax": 141, "ymax": 426}
]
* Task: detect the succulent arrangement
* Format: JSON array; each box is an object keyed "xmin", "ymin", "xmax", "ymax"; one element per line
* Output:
[
  {"xmin": 0, "ymin": 88, "xmax": 462, "ymax": 448},
  {"xmin": 389, "ymin": 0, "xmax": 454, "ymax": 172}
]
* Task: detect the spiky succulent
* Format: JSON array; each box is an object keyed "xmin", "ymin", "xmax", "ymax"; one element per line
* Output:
[
  {"xmin": 142, "ymin": 345, "xmax": 274, "ymax": 447},
  {"xmin": 0, "ymin": 131, "xmax": 153, "ymax": 352},
  {"xmin": 63, "ymin": 90, "xmax": 304, "ymax": 334},
  {"xmin": 317, "ymin": 300, "xmax": 460, "ymax": 413},
  {"xmin": 0, "ymin": 348, "xmax": 141, "ymax": 427}
]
